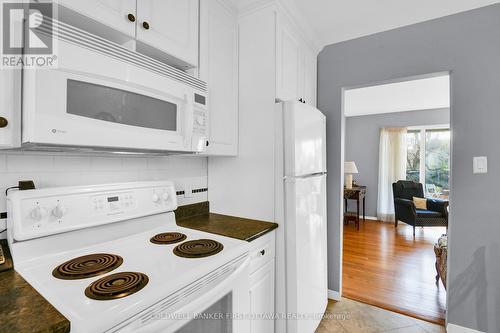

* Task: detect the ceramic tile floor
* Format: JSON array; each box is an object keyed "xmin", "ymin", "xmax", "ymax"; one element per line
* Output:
[{"xmin": 316, "ymin": 298, "xmax": 446, "ymax": 333}]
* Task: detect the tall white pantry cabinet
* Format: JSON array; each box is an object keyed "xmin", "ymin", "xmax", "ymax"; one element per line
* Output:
[{"xmin": 207, "ymin": 2, "xmax": 319, "ymax": 333}]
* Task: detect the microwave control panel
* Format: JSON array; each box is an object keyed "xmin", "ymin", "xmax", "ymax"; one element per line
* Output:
[
  {"xmin": 193, "ymin": 92, "xmax": 208, "ymax": 136},
  {"xmin": 191, "ymin": 91, "xmax": 208, "ymax": 151}
]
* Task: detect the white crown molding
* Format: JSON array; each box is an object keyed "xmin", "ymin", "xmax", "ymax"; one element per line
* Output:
[
  {"xmin": 215, "ymin": 0, "xmax": 239, "ymax": 16},
  {"xmin": 276, "ymin": 0, "xmax": 322, "ymax": 54},
  {"xmin": 227, "ymin": 0, "xmax": 322, "ymax": 53},
  {"xmin": 230, "ymin": 0, "xmax": 274, "ymax": 16}
]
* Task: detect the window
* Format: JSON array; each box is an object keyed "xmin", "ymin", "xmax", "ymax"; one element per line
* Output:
[{"xmin": 406, "ymin": 127, "xmax": 450, "ymax": 199}]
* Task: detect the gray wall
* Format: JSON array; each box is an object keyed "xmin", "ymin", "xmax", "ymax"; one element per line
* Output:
[
  {"xmin": 345, "ymin": 108, "xmax": 450, "ymax": 217},
  {"xmin": 318, "ymin": 4, "xmax": 500, "ymax": 332}
]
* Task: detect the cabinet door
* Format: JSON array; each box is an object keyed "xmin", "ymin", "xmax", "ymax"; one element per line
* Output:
[
  {"xmin": 276, "ymin": 15, "xmax": 301, "ymax": 103},
  {"xmin": 302, "ymin": 47, "xmax": 317, "ymax": 107},
  {"xmin": 250, "ymin": 259, "xmax": 275, "ymax": 333},
  {"xmin": 199, "ymin": 0, "xmax": 238, "ymax": 156},
  {"xmin": 56, "ymin": 0, "xmax": 136, "ymax": 37},
  {"xmin": 136, "ymin": 0, "xmax": 199, "ymax": 67}
]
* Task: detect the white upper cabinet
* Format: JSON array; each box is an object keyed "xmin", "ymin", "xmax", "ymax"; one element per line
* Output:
[
  {"xmin": 301, "ymin": 48, "xmax": 317, "ymax": 107},
  {"xmin": 56, "ymin": 0, "xmax": 199, "ymax": 68},
  {"xmin": 199, "ymin": 0, "xmax": 238, "ymax": 156},
  {"xmin": 276, "ymin": 14, "xmax": 317, "ymax": 107},
  {"xmin": 56, "ymin": 0, "xmax": 137, "ymax": 36},
  {"xmin": 136, "ymin": 0, "xmax": 199, "ymax": 67},
  {"xmin": 276, "ymin": 16, "xmax": 301, "ymax": 103}
]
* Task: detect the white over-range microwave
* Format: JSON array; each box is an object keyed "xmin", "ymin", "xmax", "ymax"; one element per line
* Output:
[{"xmin": 0, "ymin": 19, "xmax": 209, "ymax": 154}]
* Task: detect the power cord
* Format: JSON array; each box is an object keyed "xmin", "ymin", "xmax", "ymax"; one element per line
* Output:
[
  {"xmin": 4, "ymin": 186, "xmax": 19, "ymax": 196},
  {"xmin": 2, "ymin": 181, "xmax": 36, "ymax": 234}
]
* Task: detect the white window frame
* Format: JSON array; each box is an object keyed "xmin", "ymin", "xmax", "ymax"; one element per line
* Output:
[{"xmin": 407, "ymin": 124, "xmax": 450, "ymax": 195}]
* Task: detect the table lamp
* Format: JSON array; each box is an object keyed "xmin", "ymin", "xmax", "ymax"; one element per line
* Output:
[{"xmin": 344, "ymin": 161, "xmax": 358, "ymax": 189}]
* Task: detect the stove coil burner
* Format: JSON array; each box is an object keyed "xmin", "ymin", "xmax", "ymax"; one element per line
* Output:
[
  {"xmin": 173, "ymin": 239, "xmax": 224, "ymax": 258},
  {"xmin": 85, "ymin": 272, "xmax": 149, "ymax": 300},
  {"xmin": 52, "ymin": 253, "xmax": 123, "ymax": 280},
  {"xmin": 150, "ymin": 232, "xmax": 187, "ymax": 245}
]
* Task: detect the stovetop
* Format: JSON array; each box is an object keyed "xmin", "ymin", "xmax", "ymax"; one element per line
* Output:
[{"xmin": 13, "ymin": 213, "xmax": 249, "ymax": 332}]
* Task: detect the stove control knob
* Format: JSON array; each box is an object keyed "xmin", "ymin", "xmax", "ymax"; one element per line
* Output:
[
  {"xmin": 30, "ymin": 206, "xmax": 48, "ymax": 221},
  {"xmin": 52, "ymin": 203, "xmax": 67, "ymax": 218},
  {"xmin": 152, "ymin": 193, "xmax": 160, "ymax": 203},
  {"xmin": 161, "ymin": 192, "xmax": 170, "ymax": 202}
]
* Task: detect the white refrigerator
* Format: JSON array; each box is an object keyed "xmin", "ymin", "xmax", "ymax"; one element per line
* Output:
[{"xmin": 274, "ymin": 101, "xmax": 328, "ymax": 333}]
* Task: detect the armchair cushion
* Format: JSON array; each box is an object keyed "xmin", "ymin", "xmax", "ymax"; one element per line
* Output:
[
  {"xmin": 427, "ymin": 198, "xmax": 449, "ymax": 216},
  {"xmin": 413, "ymin": 197, "xmax": 427, "ymax": 210},
  {"xmin": 415, "ymin": 209, "xmax": 442, "ymax": 218}
]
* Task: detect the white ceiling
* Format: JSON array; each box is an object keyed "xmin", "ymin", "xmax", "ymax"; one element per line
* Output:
[
  {"xmin": 344, "ymin": 75, "xmax": 450, "ymax": 117},
  {"xmin": 292, "ymin": 0, "xmax": 500, "ymax": 47}
]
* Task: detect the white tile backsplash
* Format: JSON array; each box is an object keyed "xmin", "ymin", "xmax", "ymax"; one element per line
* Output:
[{"xmin": 0, "ymin": 152, "xmax": 208, "ymax": 213}]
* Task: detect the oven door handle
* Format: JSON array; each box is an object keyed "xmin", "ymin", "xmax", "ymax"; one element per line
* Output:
[{"xmin": 115, "ymin": 256, "xmax": 251, "ymax": 333}]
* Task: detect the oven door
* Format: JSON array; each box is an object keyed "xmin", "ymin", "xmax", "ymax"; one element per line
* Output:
[
  {"xmin": 22, "ymin": 40, "xmax": 195, "ymax": 152},
  {"xmin": 114, "ymin": 256, "xmax": 251, "ymax": 333}
]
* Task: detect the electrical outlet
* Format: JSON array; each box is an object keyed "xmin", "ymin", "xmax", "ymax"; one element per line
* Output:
[{"xmin": 184, "ymin": 186, "xmax": 193, "ymax": 198}]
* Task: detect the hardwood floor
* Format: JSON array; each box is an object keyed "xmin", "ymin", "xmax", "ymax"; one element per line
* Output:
[
  {"xmin": 316, "ymin": 298, "xmax": 445, "ymax": 333},
  {"xmin": 342, "ymin": 219, "xmax": 447, "ymax": 325}
]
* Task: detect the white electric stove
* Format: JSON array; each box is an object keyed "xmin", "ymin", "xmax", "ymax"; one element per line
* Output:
[{"xmin": 6, "ymin": 181, "xmax": 251, "ymax": 333}]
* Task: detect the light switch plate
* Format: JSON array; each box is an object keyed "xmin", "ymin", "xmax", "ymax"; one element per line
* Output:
[{"xmin": 473, "ymin": 156, "xmax": 487, "ymax": 174}]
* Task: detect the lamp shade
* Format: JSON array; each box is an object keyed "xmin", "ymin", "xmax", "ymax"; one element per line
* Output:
[{"xmin": 344, "ymin": 161, "xmax": 359, "ymax": 174}]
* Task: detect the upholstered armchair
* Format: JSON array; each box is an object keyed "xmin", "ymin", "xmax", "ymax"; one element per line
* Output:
[{"xmin": 392, "ymin": 180, "xmax": 449, "ymax": 236}]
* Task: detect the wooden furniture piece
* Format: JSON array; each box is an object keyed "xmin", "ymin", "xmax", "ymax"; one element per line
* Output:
[
  {"xmin": 344, "ymin": 186, "xmax": 366, "ymax": 230},
  {"xmin": 434, "ymin": 234, "xmax": 448, "ymax": 289}
]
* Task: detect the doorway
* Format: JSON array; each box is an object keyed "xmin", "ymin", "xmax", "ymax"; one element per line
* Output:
[{"xmin": 339, "ymin": 73, "xmax": 451, "ymax": 325}]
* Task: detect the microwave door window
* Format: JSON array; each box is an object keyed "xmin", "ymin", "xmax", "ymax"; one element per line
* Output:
[{"xmin": 66, "ymin": 79, "xmax": 177, "ymax": 131}]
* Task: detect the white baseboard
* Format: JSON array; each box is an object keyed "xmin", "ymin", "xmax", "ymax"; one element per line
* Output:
[
  {"xmin": 366, "ymin": 216, "xmax": 397, "ymax": 223},
  {"xmin": 328, "ymin": 289, "xmax": 341, "ymax": 301},
  {"xmin": 363, "ymin": 216, "xmax": 394, "ymax": 223},
  {"xmin": 447, "ymin": 323, "xmax": 484, "ymax": 333}
]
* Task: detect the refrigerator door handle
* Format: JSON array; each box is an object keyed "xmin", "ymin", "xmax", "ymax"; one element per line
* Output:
[{"xmin": 283, "ymin": 172, "xmax": 327, "ymax": 182}]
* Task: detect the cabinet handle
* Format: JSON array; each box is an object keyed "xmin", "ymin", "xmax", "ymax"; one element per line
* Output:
[
  {"xmin": 260, "ymin": 249, "xmax": 265, "ymax": 256},
  {"xmin": 142, "ymin": 21, "xmax": 150, "ymax": 30},
  {"xmin": 0, "ymin": 117, "xmax": 8, "ymax": 128},
  {"xmin": 127, "ymin": 13, "xmax": 136, "ymax": 22}
]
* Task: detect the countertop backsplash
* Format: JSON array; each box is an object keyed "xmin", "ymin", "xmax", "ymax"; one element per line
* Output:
[{"xmin": 0, "ymin": 152, "xmax": 208, "ymax": 239}]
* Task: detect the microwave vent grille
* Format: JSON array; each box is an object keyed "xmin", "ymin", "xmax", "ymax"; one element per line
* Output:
[{"xmin": 36, "ymin": 17, "xmax": 207, "ymax": 92}]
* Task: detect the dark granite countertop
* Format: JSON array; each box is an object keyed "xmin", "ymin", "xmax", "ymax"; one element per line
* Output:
[
  {"xmin": 0, "ymin": 241, "xmax": 70, "ymax": 333},
  {"xmin": 175, "ymin": 202, "xmax": 278, "ymax": 242}
]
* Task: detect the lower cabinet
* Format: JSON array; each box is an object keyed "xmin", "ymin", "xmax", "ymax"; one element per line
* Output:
[
  {"xmin": 249, "ymin": 231, "xmax": 275, "ymax": 333},
  {"xmin": 250, "ymin": 259, "xmax": 275, "ymax": 333}
]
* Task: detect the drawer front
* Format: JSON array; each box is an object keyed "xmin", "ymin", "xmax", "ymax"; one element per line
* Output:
[{"xmin": 249, "ymin": 231, "xmax": 275, "ymax": 274}]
